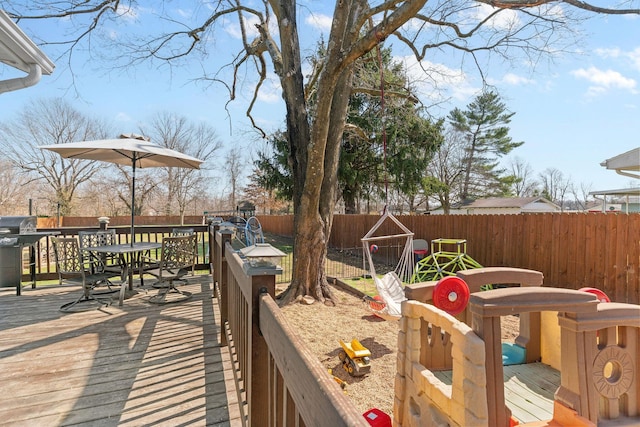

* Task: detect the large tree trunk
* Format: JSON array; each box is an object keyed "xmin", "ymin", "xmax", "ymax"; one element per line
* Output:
[
  {"xmin": 275, "ymin": 0, "xmax": 426, "ymax": 305},
  {"xmin": 276, "ymin": 0, "xmax": 358, "ymax": 305}
]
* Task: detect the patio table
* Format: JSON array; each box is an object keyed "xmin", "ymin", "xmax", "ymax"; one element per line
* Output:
[{"xmin": 84, "ymin": 242, "xmax": 162, "ymax": 306}]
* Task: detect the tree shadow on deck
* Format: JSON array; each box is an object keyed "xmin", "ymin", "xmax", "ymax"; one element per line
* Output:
[{"xmin": 0, "ymin": 278, "xmax": 234, "ymax": 426}]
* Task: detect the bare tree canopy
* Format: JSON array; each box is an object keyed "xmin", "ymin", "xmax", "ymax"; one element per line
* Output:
[
  {"xmin": 0, "ymin": 160, "xmax": 29, "ymax": 214},
  {"xmin": 140, "ymin": 111, "xmax": 222, "ymax": 223},
  {"xmin": 5, "ymin": 1, "xmax": 638, "ymax": 305},
  {"xmin": 0, "ymin": 98, "xmax": 111, "ymax": 215}
]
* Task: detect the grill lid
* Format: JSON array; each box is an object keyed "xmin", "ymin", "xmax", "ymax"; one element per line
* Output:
[{"xmin": 0, "ymin": 216, "xmax": 37, "ymax": 234}]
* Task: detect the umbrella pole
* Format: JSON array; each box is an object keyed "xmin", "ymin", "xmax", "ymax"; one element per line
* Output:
[{"xmin": 131, "ymin": 157, "xmax": 136, "ymax": 246}]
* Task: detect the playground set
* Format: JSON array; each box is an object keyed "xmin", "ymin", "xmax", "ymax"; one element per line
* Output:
[
  {"xmin": 358, "ymin": 211, "xmax": 639, "ymax": 426},
  {"xmin": 348, "ymin": 32, "xmax": 638, "ymax": 425},
  {"xmin": 396, "ymin": 267, "xmax": 640, "ymax": 426}
]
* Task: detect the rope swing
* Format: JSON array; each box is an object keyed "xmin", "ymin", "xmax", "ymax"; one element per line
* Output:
[{"xmin": 361, "ymin": 40, "xmax": 415, "ymax": 286}]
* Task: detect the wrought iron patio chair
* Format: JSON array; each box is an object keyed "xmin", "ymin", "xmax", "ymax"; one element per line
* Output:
[
  {"xmin": 144, "ymin": 234, "xmax": 197, "ymax": 304},
  {"xmin": 52, "ymin": 236, "xmax": 114, "ymax": 312},
  {"xmin": 78, "ymin": 229, "xmax": 123, "ymax": 292},
  {"xmin": 171, "ymin": 228, "xmax": 197, "ymax": 275}
]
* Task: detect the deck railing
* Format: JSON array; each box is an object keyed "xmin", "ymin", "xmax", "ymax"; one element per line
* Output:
[
  {"xmin": 211, "ymin": 226, "xmax": 368, "ymax": 426},
  {"xmin": 22, "ymin": 225, "xmax": 210, "ymax": 283}
]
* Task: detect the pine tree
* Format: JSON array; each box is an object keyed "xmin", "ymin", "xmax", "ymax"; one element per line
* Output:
[{"xmin": 447, "ymin": 91, "xmax": 523, "ymax": 201}]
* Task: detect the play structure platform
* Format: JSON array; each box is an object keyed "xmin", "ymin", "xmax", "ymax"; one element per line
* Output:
[{"xmin": 434, "ymin": 361, "xmax": 560, "ymax": 423}]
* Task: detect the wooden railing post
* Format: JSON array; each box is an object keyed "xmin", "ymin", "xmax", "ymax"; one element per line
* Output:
[
  {"xmin": 208, "ymin": 222, "xmax": 218, "ymax": 274},
  {"xmin": 215, "ymin": 229, "xmax": 233, "ymax": 346},
  {"xmin": 246, "ymin": 271, "xmax": 276, "ymax": 426}
]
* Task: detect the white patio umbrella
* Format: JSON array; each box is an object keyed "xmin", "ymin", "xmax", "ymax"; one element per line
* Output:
[{"xmin": 39, "ymin": 134, "xmax": 203, "ymax": 245}]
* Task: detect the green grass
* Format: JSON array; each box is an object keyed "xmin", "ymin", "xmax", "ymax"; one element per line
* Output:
[{"xmin": 340, "ymin": 276, "xmax": 378, "ymax": 297}]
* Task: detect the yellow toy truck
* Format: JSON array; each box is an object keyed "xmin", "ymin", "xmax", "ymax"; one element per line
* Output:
[{"xmin": 338, "ymin": 338, "xmax": 371, "ymax": 376}]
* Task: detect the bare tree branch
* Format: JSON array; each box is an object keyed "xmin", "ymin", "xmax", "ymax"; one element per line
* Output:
[{"xmin": 479, "ymin": 0, "xmax": 640, "ymax": 14}]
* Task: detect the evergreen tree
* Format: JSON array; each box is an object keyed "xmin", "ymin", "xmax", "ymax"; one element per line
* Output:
[
  {"xmin": 256, "ymin": 46, "xmax": 443, "ymax": 213},
  {"xmin": 447, "ymin": 91, "xmax": 523, "ymax": 201}
]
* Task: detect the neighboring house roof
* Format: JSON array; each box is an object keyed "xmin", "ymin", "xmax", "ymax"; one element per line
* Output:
[
  {"xmin": 589, "ymin": 187, "xmax": 640, "ymax": 197},
  {"xmin": 460, "ymin": 196, "xmax": 559, "ymax": 210},
  {"xmin": 587, "ymin": 188, "xmax": 640, "ymax": 213},
  {"xmin": 0, "ymin": 9, "xmax": 54, "ymax": 94}
]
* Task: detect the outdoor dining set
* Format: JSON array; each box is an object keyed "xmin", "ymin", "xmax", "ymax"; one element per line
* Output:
[
  {"xmin": 52, "ymin": 228, "xmax": 198, "ymax": 312},
  {"xmin": 36, "ymin": 133, "xmax": 205, "ymax": 313}
]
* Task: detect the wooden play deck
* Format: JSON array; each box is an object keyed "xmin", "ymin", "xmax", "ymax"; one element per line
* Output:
[
  {"xmin": 0, "ymin": 276, "xmax": 242, "ymax": 426},
  {"xmin": 434, "ymin": 361, "xmax": 560, "ymax": 424}
]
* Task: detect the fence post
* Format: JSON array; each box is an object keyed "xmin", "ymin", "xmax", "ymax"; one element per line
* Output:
[{"xmin": 246, "ymin": 268, "xmax": 276, "ymax": 427}]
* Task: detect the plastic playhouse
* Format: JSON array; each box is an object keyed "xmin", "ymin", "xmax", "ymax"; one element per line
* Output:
[{"xmin": 394, "ymin": 267, "xmax": 640, "ymax": 427}]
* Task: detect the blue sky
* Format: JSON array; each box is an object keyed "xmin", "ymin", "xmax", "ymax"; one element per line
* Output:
[{"xmin": 1, "ymin": 2, "xmax": 639, "ymax": 195}]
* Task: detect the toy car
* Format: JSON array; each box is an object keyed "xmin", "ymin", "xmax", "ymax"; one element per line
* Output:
[{"xmin": 338, "ymin": 338, "xmax": 371, "ymax": 376}]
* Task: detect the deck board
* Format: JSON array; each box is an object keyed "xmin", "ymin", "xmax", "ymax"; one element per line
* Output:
[{"xmin": 0, "ymin": 276, "xmax": 242, "ymax": 426}]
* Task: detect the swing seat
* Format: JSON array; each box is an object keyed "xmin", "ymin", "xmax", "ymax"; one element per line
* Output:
[{"xmin": 364, "ymin": 271, "xmax": 407, "ymax": 320}]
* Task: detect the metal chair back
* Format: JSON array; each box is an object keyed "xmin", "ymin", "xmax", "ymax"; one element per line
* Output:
[
  {"xmin": 170, "ymin": 228, "xmax": 196, "ymax": 274},
  {"xmin": 78, "ymin": 229, "xmax": 117, "ymax": 248},
  {"xmin": 160, "ymin": 234, "xmax": 197, "ymax": 272},
  {"xmin": 146, "ymin": 234, "xmax": 197, "ymax": 304},
  {"xmin": 51, "ymin": 236, "xmax": 114, "ymax": 312},
  {"xmin": 78, "ymin": 230, "xmax": 120, "ymax": 275},
  {"xmin": 52, "ymin": 236, "xmax": 86, "ymax": 278}
]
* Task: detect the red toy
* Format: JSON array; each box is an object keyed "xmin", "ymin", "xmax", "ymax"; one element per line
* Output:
[{"xmin": 363, "ymin": 408, "xmax": 391, "ymax": 427}]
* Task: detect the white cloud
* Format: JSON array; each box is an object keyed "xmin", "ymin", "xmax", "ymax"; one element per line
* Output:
[
  {"xmin": 468, "ymin": 4, "xmax": 520, "ymax": 31},
  {"xmin": 595, "ymin": 46, "xmax": 640, "ymax": 72},
  {"xmin": 115, "ymin": 4, "xmax": 139, "ymax": 21},
  {"xmin": 257, "ymin": 78, "xmax": 283, "ymax": 104},
  {"xmin": 585, "ymin": 85, "xmax": 607, "ymax": 97},
  {"xmin": 115, "ymin": 112, "xmax": 133, "ymax": 122},
  {"xmin": 224, "ymin": 15, "xmax": 262, "ymax": 39},
  {"xmin": 501, "ymin": 73, "xmax": 535, "ymax": 86},
  {"xmin": 223, "ymin": 14, "xmax": 280, "ymax": 42},
  {"xmin": 594, "ymin": 47, "xmax": 622, "ymax": 59},
  {"xmin": 571, "ymin": 66, "xmax": 637, "ymax": 95},
  {"xmin": 305, "ymin": 13, "xmax": 332, "ymax": 32},
  {"xmin": 176, "ymin": 9, "xmax": 192, "ymax": 19},
  {"xmin": 398, "ymin": 55, "xmax": 478, "ymax": 104},
  {"xmin": 630, "ymin": 47, "xmax": 640, "ymax": 71}
]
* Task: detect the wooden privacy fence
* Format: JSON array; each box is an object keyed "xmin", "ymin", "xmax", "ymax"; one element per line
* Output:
[
  {"xmin": 258, "ymin": 213, "xmax": 640, "ymax": 304},
  {"xmin": 211, "ymin": 227, "xmax": 368, "ymax": 426}
]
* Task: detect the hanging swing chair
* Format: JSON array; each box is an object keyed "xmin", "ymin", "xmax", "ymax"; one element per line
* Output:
[
  {"xmin": 361, "ymin": 208, "xmax": 415, "ymax": 320},
  {"xmin": 359, "ymin": 37, "xmax": 419, "ymax": 320}
]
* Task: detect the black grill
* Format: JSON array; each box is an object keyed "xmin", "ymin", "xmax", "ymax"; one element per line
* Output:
[
  {"xmin": 0, "ymin": 216, "xmax": 43, "ymax": 247},
  {"xmin": 0, "ymin": 216, "xmax": 56, "ymax": 294}
]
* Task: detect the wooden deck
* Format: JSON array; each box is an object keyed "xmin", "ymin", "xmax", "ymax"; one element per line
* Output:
[{"xmin": 0, "ymin": 275, "xmax": 242, "ymax": 426}]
